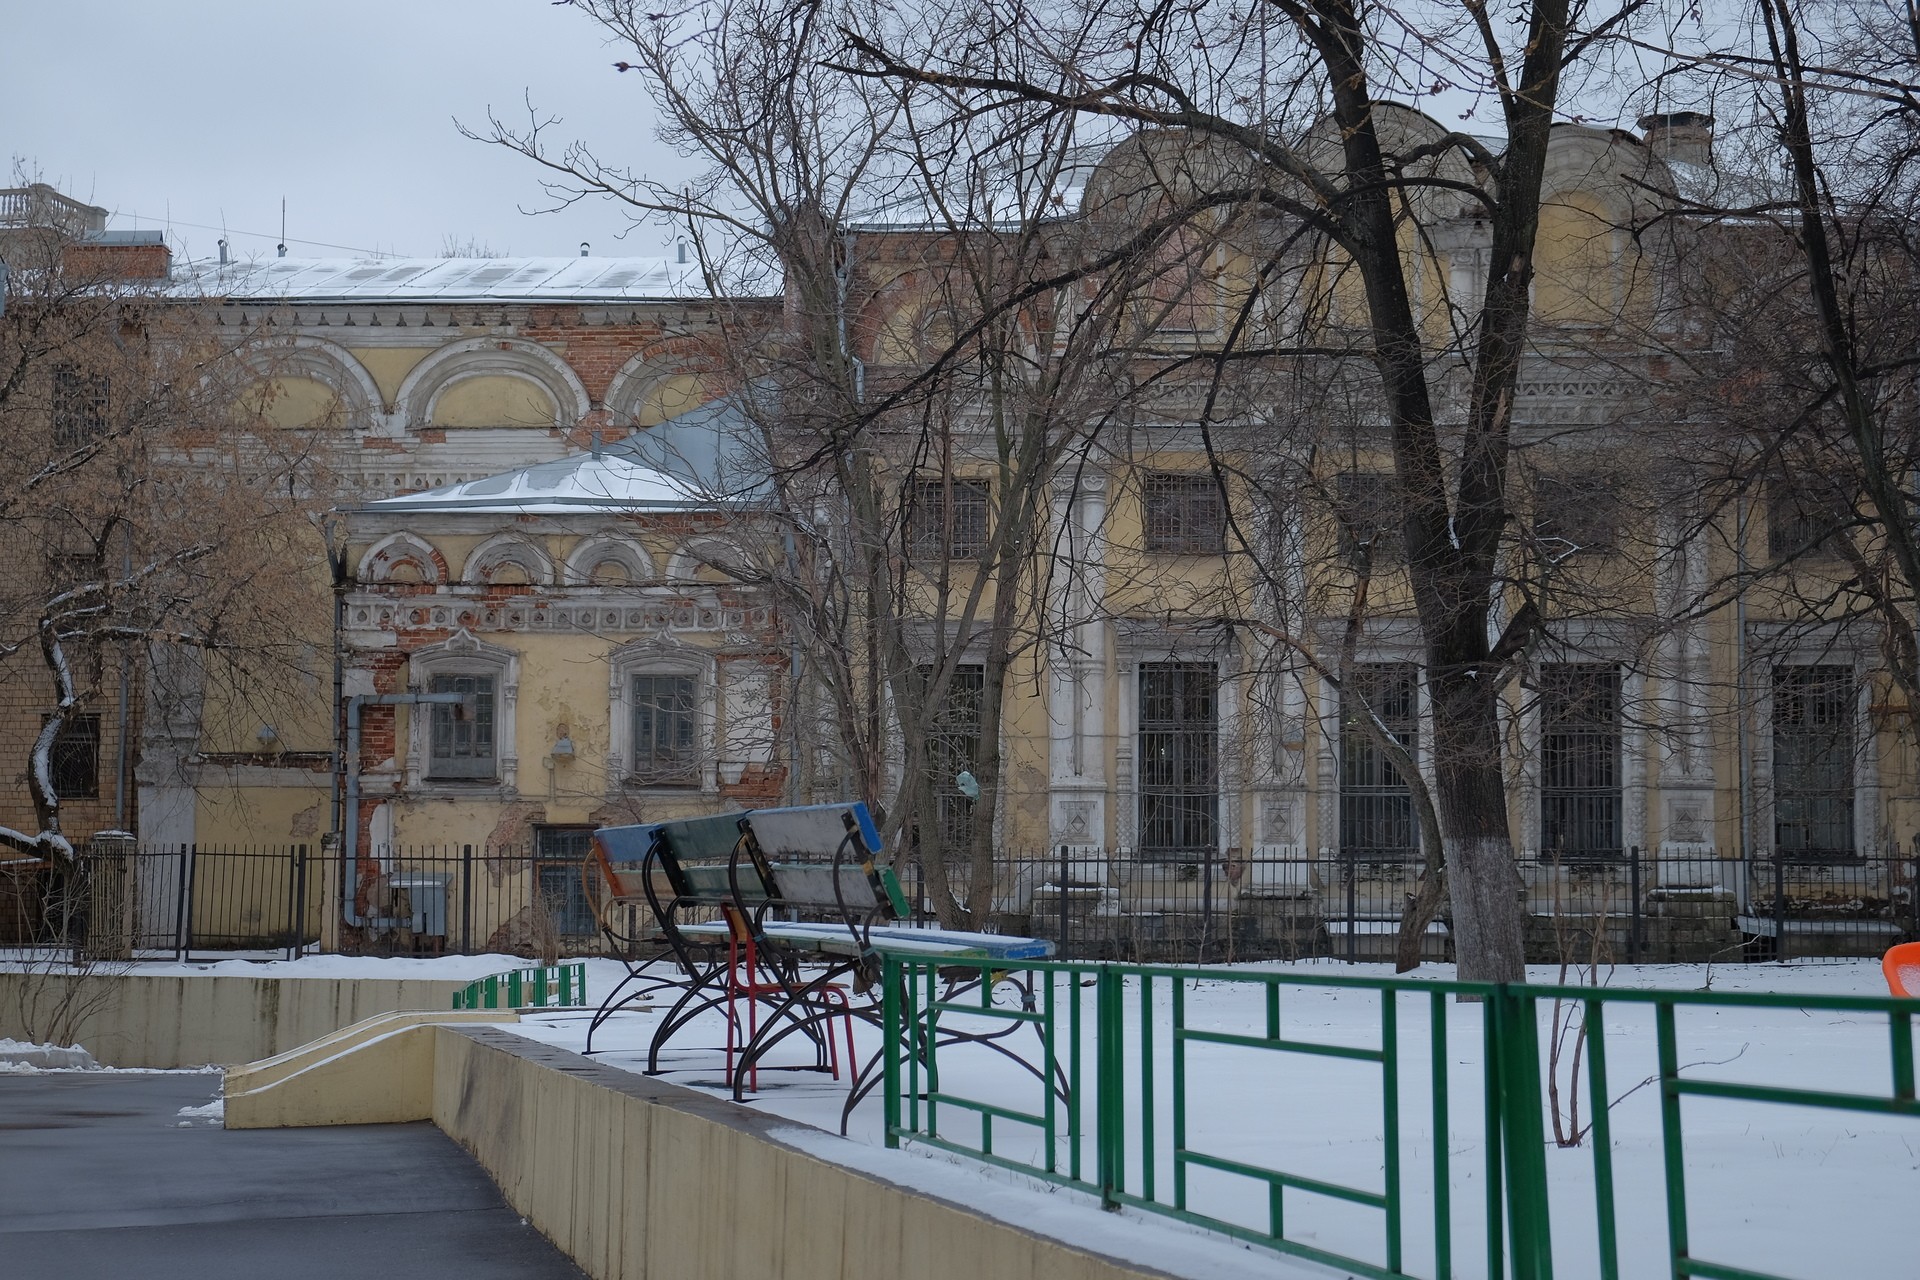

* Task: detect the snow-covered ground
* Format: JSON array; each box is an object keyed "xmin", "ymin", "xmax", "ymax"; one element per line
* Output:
[
  {"xmin": 510, "ymin": 957, "xmax": 1913, "ymax": 1280},
  {"xmin": 6, "ymin": 953, "xmax": 1910, "ymax": 1279}
]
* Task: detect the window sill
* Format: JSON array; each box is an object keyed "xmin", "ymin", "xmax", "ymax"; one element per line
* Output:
[{"xmin": 621, "ymin": 779, "xmax": 710, "ymax": 796}]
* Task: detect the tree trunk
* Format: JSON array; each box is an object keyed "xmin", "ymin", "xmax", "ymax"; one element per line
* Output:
[{"xmin": 1428, "ymin": 663, "xmax": 1526, "ymax": 981}]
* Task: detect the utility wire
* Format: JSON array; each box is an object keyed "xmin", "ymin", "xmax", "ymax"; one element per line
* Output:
[{"xmin": 109, "ymin": 211, "xmax": 389, "ymax": 257}]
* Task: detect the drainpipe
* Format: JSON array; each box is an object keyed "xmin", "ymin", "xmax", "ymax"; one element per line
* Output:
[
  {"xmin": 341, "ymin": 691, "xmax": 469, "ymax": 927},
  {"xmin": 782, "ymin": 528, "xmax": 804, "ymax": 805},
  {"xmin": 323, "ymin": 515, "xmax": 350, "ymax": 843},
  {"xmin": 1735, "ymin": 493, "xmax": 1753, "ymax": 897}
]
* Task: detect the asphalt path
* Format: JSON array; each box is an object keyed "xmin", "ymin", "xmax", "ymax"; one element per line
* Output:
[{"xmin": 0, "ymin": 1071, "xmax": 587, "ymax": 1280}]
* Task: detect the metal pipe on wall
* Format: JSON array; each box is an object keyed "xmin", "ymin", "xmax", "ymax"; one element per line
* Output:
[{"xmin": 340, "ymin": 691, "xmax": 467, "ymax": 927}]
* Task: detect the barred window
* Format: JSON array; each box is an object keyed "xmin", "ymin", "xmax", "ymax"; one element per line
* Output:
[
  {"xmin": 534, "ymin": 827, "xmax": 599, "ymax": 938},
  {"xmin": 52, "ymin": 367, "xmax": 109, "ymax": 449},
  {"xmin": 1142, "ymin": 473, "xmax": 1226, "ymax": 555},
  {"xmin": 427, "ymin": 673, "xmax": 497, "ymax": 781},
  {"xmin": 45, "ymin": 713, "xmax": 100, "ymax": 800},
  {"xmin": 906, "ymin": 478, "xmax": 990, "ymax": 561},
  {"xmin": 1138, "ymin": 662, "xmax": 1218, "ymax": 859},
  {"xmin": 1534, "ymin": 473, "xmax": 1620, "ymax": 555},
  {"xmin": 631, "ymin": 674, "xmax": 699, "ymax": 785},
  {"xmin": 1338, "ymin": 663, "xmax": 1419, "ymax": 861},
  {"xmin": 1768, "ymin": 485, "xmax": 1843, "ymax": 561},
  {"xmin": 924, "ymin": 664, "xmax": 984, "ymax": 850},
  {"xmin": 1335, "ymin": 472, "xmax": 1403, "ymax": 565},
  {"xmin": 1538, "ymin": 664, "xmax": 1622, "ymax": 860},
  {"xmin": 1773, "ymin": 665, "xmax": 1855, "ymax": 859}
]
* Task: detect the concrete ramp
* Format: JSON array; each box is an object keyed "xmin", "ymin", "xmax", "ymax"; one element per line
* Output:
[{"xmin": 224, "ymin": 1009, "xmax": 517, "ymax": 1129}]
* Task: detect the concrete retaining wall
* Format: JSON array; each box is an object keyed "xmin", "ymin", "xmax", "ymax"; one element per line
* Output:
[
  {"xmin": 433, "ymin": 1027, "xmax": 1180, "ymax": 1280},
  {"xmin": 0, "ymin": 972, "xmax": 469, "ymax": 1067}
]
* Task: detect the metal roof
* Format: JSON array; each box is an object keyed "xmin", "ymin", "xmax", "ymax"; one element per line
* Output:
[
  {"xmin": 167, "ymin": 255, "xmax": 713, "ymax": 303},
  {"xmin": 358, "ymin": 452, "xmax": 714, "ymax": 515},
  {"xmin": 358, "ymin": 394, "xmax": 772, "ymax": 516}
]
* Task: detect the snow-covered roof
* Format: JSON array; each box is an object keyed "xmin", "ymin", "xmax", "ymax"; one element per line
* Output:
[
  {"xmin": 360, "ymin": 452, "xmax": 713, "ymax": 515},
  {"xmin": 358, "ymin": 393, "xmax": 773, "ymax": 516},
  {"xmin": 167, "ymin": 255, "xmax": 710, "ymax": 303}
]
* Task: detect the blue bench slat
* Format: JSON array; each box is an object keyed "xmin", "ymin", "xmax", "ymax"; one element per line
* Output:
[
  {"xmin": 658, "ymin": 811, "xmax": 750, "ymax": 861},
  {"xmin": 743, "ymin": 802, "xmax": 883, "ymax": 859},
  {"xmin": 774, "ymin": 921, "xmax": 1054, "ymax": 961},
  {"xmin": 595, "ymin": 822, "xmax": 663, "ymax": 869},
  {"xmin": 677, "ymin": 919, "xmax": 993, "ymax": 961}
]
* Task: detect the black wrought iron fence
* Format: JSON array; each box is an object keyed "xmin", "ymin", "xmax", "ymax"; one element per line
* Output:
[
  {"xmin": 913, "ymin": 845, "xmax": 1920, "ymax": 965},
  {"xmin": 2, "ymin": 843, "xmax": 627, "ymax": 962},
  {"xmin": 4, "ymin": 839, "xmax": 1913, "ymax": 965}
]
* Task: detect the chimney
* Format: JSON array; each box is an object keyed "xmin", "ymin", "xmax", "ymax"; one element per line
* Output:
[
  {"xmin": 64, "ymin": 229, "xmax": 172, "ymax": 281},
  {"xmin": 1639, "ymin": 111, "xmax": 1714, "ymax": 169}
]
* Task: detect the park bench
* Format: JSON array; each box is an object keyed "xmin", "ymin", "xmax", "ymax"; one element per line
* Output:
[
  {"xmin": 586, "ymin": 803, "xmax": 1060, "ymax": 1124},
  {"xmin": 583, "ymin": 810, "xmax": 753, "ymax": 1057}
]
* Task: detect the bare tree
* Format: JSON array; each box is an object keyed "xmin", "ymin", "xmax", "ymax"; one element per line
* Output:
[
  {"xmin": 0, "ymin": 242, "xmax": 332, "ymax": 864},
  {"xmin": 819, "ymin": 0, "xmax": 1672, "ymax": 979},
  {"xmin": 476, "ymin": 0, "xmax": 1194, "ymax": 927}
]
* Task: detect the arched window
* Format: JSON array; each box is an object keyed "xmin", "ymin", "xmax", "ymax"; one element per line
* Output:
[
  {"xmin": 464, "ymin": 535, "xmax": 555, "ymax": 587},
  {"xmin": 406, "ymin": 629, "xmax": 520, "ymax": 791},
  {"xmin": 358, "ymin": 533, "xmax": 444, "ymax": 586}
]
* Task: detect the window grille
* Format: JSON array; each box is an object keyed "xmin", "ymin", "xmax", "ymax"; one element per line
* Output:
[
  {"xmin": 1339, "ymin": 663, "xmax": 1419, "ymax": 862},
  {"xmin": 1538, "ymin": 664, "xmax": 1622, "ymax": 860},
  {"xmin": 1773, "ymin": 665, "xmax": 1855, "ymax": 860},
  {"xmin": 1533, "ymin": 473, "xmax": 1620, "ymax": 555},
  {"xmin": 924, "ymin": 664, "xmax": 984, "ymax": 850},
  {"xmin": 905, "ymin": 478, "xmax": 990, "ymax": 561},
  {"xmin": 427, "ymin": 673, "xmax": 496, "ymax": 780},
  {"xmin": 534, "ymin": 827, "xmax": 598, "ymax": 938},
  {"xmin": 1767, "ymin": 486, "xmax": 1842, "ymax": 561},
  {"xmin": 51, "ymin": 366, "xmax": 109, "ymax": 449},
  {"xmin": 1335, "ymin": 473, "xmax": 1403, "ymax": 565},
  {"xmin": 1138, "ymin": 662, "xmax": 1218, "ymax": 859},
  {"xmin": 631, "ymin": 674, "xmax": 699, "ymax": 785},
  {"xmin": 46, "ymin": 713, "xmax": 100, "ymax": 800},
  {"xmin": 1142, "ymin": 474, "xmax": 1226, "ymax": 555}
]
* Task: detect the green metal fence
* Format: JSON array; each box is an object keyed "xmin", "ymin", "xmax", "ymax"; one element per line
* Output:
[
  {"xmin": 880, "ymin": 957, "xmax": 1920, "ymax": 1280},
  {"xmin": 452, "ymin": 960, "xmax": 586, "ymax": 1010}
]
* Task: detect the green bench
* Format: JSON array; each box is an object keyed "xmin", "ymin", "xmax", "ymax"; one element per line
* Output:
[{"xmin": 588, "ymin": 803, "xmax": 1058, "ymax": 1121}]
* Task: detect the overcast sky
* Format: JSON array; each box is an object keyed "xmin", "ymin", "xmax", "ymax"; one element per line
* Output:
[{"xmin": 4, "ymin": 1, "xmax": 693, "ymax": 265}]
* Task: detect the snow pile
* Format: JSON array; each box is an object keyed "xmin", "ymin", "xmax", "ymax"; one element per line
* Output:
[
  {"xmin": 0, "ymin": 1037, "xmax": 98, "ymax": 1071},
  {"xmin": 175, "ymin": 1098, "xmax": 225, "ymax": 1124}
]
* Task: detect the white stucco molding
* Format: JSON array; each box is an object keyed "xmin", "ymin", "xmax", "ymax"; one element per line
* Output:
[
  {"xmin": 405, "ymin": 628, "xmax": 521, "ymax": 793},
  {"xmin": 237, "ymin": 334, "xmax": 385, "ymax": 431},
  {"xmin": 357, "ymin": 531, "xmax": 445, "ymax": 586},
  {"xmin": 603, "ymin": 349, "xmax": 700, "ymax": 428},
  {"xmin": 393, "ymin": 337, "xmax": 591, "ymax": 430},
  {"xmin": 462, "ymin": 533, "xmax": 557, "ymax": 586},
  {"xmin": 563, "ymin": 533, "xmax": 656, "ymax": 586},
  {"xmin": 605, "ymin": 634, "xmax": 719, "ymax": 794}
]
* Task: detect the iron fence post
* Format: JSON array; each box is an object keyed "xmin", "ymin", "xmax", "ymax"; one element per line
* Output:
[
  {"xmin": 1493, "ymin": 985, "xmax": 1555, "ymax": 1279},
  {"xmin": 1774, "ymin": 855, "xmax": 1788, "ymax": 963},
  {"xmin": 1096, "ymin": 964, "xmax": 1123, "ymax": 1209},
  {"xmin": 1911, "ymin": 850, "xmax": 1920, "ymax": 941},
  {"xmin": 288, "ymin": 844, "xmax": 308, "ymax": 961},
  {"xmin": 1059, "ymin": 843, "xmax": 1071, "ymax": 961},
  {"xmin": 1628, "ymin": 846, "xmax": 1642, "ymax": 964},
  {"xmin": 1346, "ymin": 851, "xmax": 1358, "ymax": 964},
  {"xmin": 461, "ymin": 844, "xmax": 474, "ymax": 954},
  {"xmin": 179, "ymin": 844, "xmax": 197, "ymax": 962},
  {"xmin": 1200, "ymin": 846, "xmax": 1214, "ymax": 963},
  {"xmin": 882, "ymin": 953, "xmax": 901, "ymax": 1149}
]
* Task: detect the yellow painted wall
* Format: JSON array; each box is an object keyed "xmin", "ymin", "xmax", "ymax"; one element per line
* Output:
[
  {"xmin": 352, "ymin": 347, "xmax": 433, "ymax": 410},
  {"xmin": 634, "ymin": 374, "xmax": 706, "ymax": 427},
  {"xmin": 431, "ymin": 374, "xmax": 559, "ymax": 428},
  {"xmin": 246, "ymin": 375, "xmax": 344, "ymax": 430}
]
